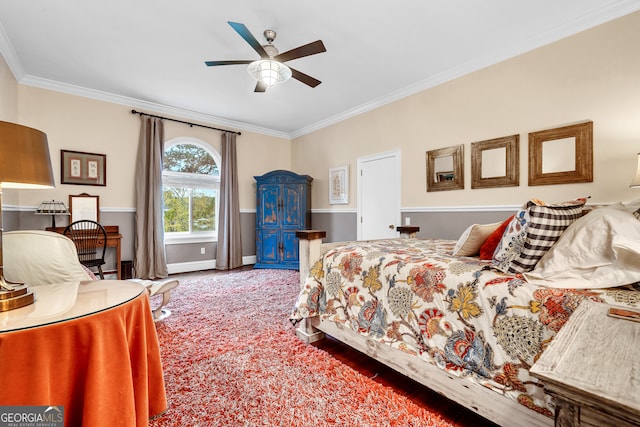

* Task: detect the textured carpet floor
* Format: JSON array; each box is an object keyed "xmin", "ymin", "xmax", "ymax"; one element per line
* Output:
[{"xmin": 149, "ymin": 269, "xmax": 453, "ymax": 427}]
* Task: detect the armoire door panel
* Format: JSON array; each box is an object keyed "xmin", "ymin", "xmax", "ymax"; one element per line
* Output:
[
  {"xmin": 257, "ymin": 230, "xmax": 279, "ymax": 264},
  {"xmin": 282, "ymin": 231, "xmax": 300, "ymax": 263},
  {"xmin": 282, "ymin": 184, "xmax": 303, "ymax": 228},
  {"xmin": 257, "ymin": 184, "xmax": 280, "ymax": 228}
]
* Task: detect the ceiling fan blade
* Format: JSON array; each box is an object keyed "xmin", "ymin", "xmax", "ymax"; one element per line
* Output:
[
  {"xmin": 274, "ymin": 40, "xmax": 326, "ymax": 63},
  {"xmin": 289, "ymin": 67, "xmax": 322, "ymax": 88},
  {"xmin": 227, "ymin": 21, "xmax": 269, "ymax": 59},
  {"xmin": 204, "ymin": 60, "xmax": 253, "ymax": 66},
  {"xmin": 254, "ymin": 81, "xmax": 267, "ymax": 93}
]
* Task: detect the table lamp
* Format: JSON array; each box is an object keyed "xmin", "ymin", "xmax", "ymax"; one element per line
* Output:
[
  {"xmin": 0, "ymin": 120, "xmax": 55, "ymax": 311},
  {"xmin": 35, "ymin": 200, "xmax": 70, "ymax": 228}
]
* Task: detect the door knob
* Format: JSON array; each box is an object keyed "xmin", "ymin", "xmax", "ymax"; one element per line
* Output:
[{"xmin": 388, "ymin": 224, "xmax": 394, "ymax": 229}]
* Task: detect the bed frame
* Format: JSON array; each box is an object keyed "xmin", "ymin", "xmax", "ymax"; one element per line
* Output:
[{"xmin": 295, "ymin": 230, "xmax": 553, "ymax": 427}]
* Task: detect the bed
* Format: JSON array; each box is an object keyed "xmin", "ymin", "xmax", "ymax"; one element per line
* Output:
[{"xmin": 291, "ymin": 200, "xmax": 640, "ymax": 427}]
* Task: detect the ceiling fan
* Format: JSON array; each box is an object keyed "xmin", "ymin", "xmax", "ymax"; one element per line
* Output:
[{"xmin": 204, "ymin": 21, "xmax": 326, "ymax": 92}]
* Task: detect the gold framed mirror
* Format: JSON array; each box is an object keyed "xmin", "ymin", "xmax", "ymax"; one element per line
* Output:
[
  {"xmin": 528, "ymin": 121, "xmax": 593, "ymax": 186},
  {"xmin": 426, "ymin": 144, "xmax": 464, "ymax": 192},
  {"xmin": 471, "ymin": 135, "xmax": 519, "ymax": 189}
]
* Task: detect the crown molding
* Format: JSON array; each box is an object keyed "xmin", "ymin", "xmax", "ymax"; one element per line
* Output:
[
  {"xmin": 17, "ymin": 75, "xmax": 291, "ymax": 140},
  {"xmin": 0, "ymin": 19, "xmax": 290, "ymax": 140},
  {"xmin": 3, "ymin": 2, "xmax": 640, "ymax": 141},
  {"xmin": 290, "ymin": 1, "xmax": 640, "ymax": 139}
]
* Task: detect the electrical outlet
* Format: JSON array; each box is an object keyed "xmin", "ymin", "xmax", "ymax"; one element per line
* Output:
[
  {"xmin": 405, "ymin": 217, "xmax": 410, "ymax": 225},
  {"xmin": 200, "ymin": 247, "xmax": 206, "ymax": 255}
]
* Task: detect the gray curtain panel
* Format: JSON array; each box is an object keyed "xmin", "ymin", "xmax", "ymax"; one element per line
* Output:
[
  {"xmin": 216, "ymin": 132, "xmax": 243, "ymax": 270},
  {"xmin": 134, "ymin": 116, "xmax": 168, "ymax": 279}
]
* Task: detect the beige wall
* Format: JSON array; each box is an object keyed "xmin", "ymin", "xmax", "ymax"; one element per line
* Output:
[
  {"xmin": 292, "ymin": 11, "xmax": 640, "ymax": 210},
  {"xmin": 5, "ymin": 11, "xmax": 640, "ymax": 214},
  {"xmin": 11, "ymin": 86, "xmax": 291, "ymax": 211},
  {"xmin": 0, "ymin": 54, "xmax": 20, "ymax": 205}
]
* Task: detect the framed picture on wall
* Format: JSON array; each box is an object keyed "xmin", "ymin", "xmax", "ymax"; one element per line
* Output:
[
  {"xmin": 329, "ymin": 165, "xmax": 349, "ymax": 204},
  {"xmin": 61, "ymin": 150, "xmax": 107, "ymax": 186}
]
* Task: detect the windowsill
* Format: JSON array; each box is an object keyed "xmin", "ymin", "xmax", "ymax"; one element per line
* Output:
[{"xmin": 164, "ymin": 234, "xmax": 216, "ymax": 245}]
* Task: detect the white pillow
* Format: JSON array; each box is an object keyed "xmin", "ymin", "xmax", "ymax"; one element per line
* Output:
[
  {"xmin": 524, "ymin": 205, "xmax": 640, "ymax": 289},
  {"xmin": 452, "ymin": 222, "xmax": 502, "ymax": 256}
]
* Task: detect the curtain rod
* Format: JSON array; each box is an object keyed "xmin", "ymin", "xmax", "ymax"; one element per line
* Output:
[{"xmin": 130, "ymin": 109, "xmax": 241, "ymax": 135}]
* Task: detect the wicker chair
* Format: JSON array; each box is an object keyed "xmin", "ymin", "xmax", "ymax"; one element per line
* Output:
[{"xmin": 63, "ymin": 220, "xmax": 107, "ymax": 279}]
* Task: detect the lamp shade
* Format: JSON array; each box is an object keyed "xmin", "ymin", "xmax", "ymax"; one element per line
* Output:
[
  {"xmin": 0, "ymin": 121, "xmax": 54, "ymax": 310},
  {"xmin": 631, "ymin": 152, "xmax": 640, "ymax": 188},
  {"xmin": 0, "ymin": 121, "xmax": 55, "ymax": 189}
]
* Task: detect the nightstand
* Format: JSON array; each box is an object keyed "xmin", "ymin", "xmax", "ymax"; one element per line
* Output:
[{"xmin": 531, "ymin": 299, "xmax": 640, "ymax": 426}]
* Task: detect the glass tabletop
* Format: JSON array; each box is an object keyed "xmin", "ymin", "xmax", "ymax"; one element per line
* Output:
[{"xmin": 0, "ymin": 280, "xmax": 144, "ymax": 332}]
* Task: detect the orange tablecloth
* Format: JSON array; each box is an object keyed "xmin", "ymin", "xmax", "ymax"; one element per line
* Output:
[{"xmin": 0, "ymin": 284, "xmax": 167, "ymax": 426}]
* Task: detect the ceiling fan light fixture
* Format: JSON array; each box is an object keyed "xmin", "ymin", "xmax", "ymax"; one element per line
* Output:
[{"xmin": 247, "ymin": 59, "xmax": 292, "ymax": 87}]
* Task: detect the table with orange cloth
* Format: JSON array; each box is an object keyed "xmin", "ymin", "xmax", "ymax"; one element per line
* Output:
[{"xmin": 0, "ymin": 280, "xmax": 167, "ymax": 426}]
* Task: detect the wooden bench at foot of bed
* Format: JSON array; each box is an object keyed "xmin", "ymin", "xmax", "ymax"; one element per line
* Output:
[{"xmin": 294, "ymin": 230, "xmax": 552, "ymax": 427}]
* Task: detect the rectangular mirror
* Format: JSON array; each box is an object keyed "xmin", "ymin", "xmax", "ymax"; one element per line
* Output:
[
  {"xmin": 541, "ymin": 137, "xmax": 575, "ymax": 173},
  {"xmin": 471, "ymin": 135, "xmax": 519, "ymax": 189},
  {"xmin": 426, "ymin": 144, "xmax": 464, "ymax": 192},
  {"xmin": 69, "ymin": 193, "xmax": 100, "ymax": 223},
  {"xmin": 528, "ymin": 121, "xmax": 593, "ymax": 186}
]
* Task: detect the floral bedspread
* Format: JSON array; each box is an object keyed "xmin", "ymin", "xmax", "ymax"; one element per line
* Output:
[{"xmin": 291, "ymin": 238, "xmax": 640, "ymax": 417}]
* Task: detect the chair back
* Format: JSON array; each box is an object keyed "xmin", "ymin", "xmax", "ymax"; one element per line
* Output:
[{"xmin": 63, "ymin": 220, "xmax": 108, "ymax": 267}]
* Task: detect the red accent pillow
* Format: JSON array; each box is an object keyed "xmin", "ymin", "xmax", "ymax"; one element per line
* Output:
[{"xmin": 479, "ymin": 215, "xmax": 514, "ymax": 260}]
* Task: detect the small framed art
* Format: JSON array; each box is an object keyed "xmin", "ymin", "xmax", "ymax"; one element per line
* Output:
[
  {"xmin": 329, "ymin": 165, "xmax": 349, "ymax": 204},
  {"xmin": 61, "ymin": 150, "xmax": 106, "ymax": 186}
]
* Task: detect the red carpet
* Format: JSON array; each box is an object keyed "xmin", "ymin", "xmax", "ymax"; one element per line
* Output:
[{"xmin": 150, "ymin": 269, "xmax": 453, "ymax": 427}]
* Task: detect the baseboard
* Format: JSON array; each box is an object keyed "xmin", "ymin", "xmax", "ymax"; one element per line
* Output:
[{"xmin": 167, "ymin": 255, "xmax": 256, "ymax": 274}]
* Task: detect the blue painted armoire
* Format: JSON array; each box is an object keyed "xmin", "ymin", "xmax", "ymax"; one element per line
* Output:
[{"xmin": 254, "ymin": 170, "xmax": 313, "ymax": 270}]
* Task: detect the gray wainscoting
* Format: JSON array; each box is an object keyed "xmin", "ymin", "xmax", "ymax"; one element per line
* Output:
[
  {"xmin": 5, "ymin": 207, "xmax": 517, "ymax": 275},
  {"xmin": 311, "ymin": 209, "xmax": 517, "ymax": 243},
  {"xmin": 401, "ymin": 210, "xmax": 515, "ymax": 241},
  {"xmin": 310, "ymin": 211, "xmax": 358, "ymax": 243}
]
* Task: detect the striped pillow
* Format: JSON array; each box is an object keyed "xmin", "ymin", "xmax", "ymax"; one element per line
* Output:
[{"xmin": 492, "ymin": 198, "xmax": 587, "ymax": 273}]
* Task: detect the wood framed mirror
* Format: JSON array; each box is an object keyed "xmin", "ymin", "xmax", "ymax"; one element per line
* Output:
[
  {"xmin": 426, "ymin": 144, "xmax": 464, "ymax": 192},
  {"xmin": 528, "ymin": 121, "xmax": 593, "ymax": 186},
  {"xmin": 471, "ymin": 135, "xmax": 519, "ymax": 189},
  {"xmin": 69, "ymin": 193, "xmax": 100, "ymax": 223}
]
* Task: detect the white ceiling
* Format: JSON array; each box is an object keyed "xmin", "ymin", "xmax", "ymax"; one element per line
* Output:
[{"xmin": 1, "ymin": 1, "xmax": 639, "ymax": 139}]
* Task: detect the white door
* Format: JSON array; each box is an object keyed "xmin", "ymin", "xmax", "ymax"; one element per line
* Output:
[{"xmin": 357, "ymin": 150, "xmax": 401, "ymax": 240}]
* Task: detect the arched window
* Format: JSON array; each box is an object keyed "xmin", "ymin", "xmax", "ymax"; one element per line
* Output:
[{"xmin": 162, "ymin": 138, "xmax": 220, "ymax": 242}]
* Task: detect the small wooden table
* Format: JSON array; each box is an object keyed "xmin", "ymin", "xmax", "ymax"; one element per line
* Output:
[
  {"xmin": 47, "ymin": 225, "xmax": 122, "ymax": 279},
  {"xmin": 531, "ymin": 300, "xmax": 640, "ymax": 427}
]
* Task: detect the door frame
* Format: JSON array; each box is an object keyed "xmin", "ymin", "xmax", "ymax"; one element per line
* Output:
[{"xmin": 356, "ymin": 149, "xmax": 401, "ymax": 240}]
